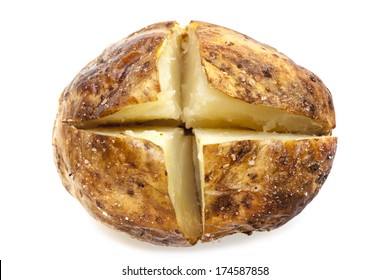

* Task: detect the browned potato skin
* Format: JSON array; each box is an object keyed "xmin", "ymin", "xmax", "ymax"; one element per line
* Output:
[
  {"xmin": 191, "ymin": 21, "xmax": 335, "ymax": 134},
  {"xmin": 59, "ymin": 21, "xmax": 178, "ymax": 126},
  {"xmin": 52, "ymin": 122, "xmax": 192, "ymax": 246},
  {"xmin": 53, "ymin": 20, "xmax": 337, "ymax": 246},
  {"xmin": 201, "ymin": 136, "xmax": 337, "ymax": 241}
]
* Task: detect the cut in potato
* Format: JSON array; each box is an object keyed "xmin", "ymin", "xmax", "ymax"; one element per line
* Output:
[
  {"xmin": 182, "ymin": 22, "xmax": 335, "ymax": 135},
  {"xmin": 124, "ymin": 128, "xmax": 201, "ymax": 243},
  {"xmin": 59, "ymin": 22, "xmax": 183, "ymax": 127},
  {"xmin": 53, "ymin": 21, "xmax": 337, "ymax": 246},
  {"xmin": 54, "ymin": 123, "xmax": 201, "ymax": 246}
]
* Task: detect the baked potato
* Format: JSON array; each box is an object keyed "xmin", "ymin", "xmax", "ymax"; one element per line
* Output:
[{"xmin": 53, "ymin": 20, "xmax": 337, "ymax": 246}]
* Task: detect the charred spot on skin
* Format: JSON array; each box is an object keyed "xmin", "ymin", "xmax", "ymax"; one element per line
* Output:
[
  {"xmin": 247, "ymin": 173, "xmax": 258, "ymax": 180},
  {"xmin": 127, "ymin": 188, "xmax": 135, "ymax": 196},
  {"xmin": 211, "ymin": 194, "xmax": 239, "ymax": 217},
  {"xmin": 136, "ymin": 180, "xmax": 145, "ymax": 189},
  {"xmin": 309, "ymin": 75, "xmax": 317, "ymax": 82},
  {"xmin": 205, "ymin": 173, "xmax": 212, "ymax": 182},
  {"xmin": 309, "ymin": 163, "xmax": 320, "ymax": 172},
  {"xmin": 241, "ymin": 193, "xmax": 254, "ymax": 209},
  {"xmin": 262, "ymin": 66, "xmax": 273, "ymax": 78},
  {"xmin": 229, "ymin": 141, "xmax": 252, "ymax": 161}
]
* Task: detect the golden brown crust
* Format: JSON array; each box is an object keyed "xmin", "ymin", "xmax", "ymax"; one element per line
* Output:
[
  {"xmin": 191, "ymin": 21, "xmax": 336, "ymax": 133},
  {"xmin": 52, "ymin": 21, "xmax": 337, "ymax": 246},
  {"xmin": 58, "ymin": 21, "xmax": 177, "ymax": 125},
  {"xmin": 52, "ymin": 122, "xmax": 191, "ymax": 246},
  {"xmin": 201, "ymin": 136, "xmax": 337, "ymax": 241}
]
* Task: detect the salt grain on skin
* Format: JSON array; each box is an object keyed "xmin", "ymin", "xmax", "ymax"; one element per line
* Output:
[{"xmin": 248, "ymin": 160, "xmax": 255, "ymax": 166}]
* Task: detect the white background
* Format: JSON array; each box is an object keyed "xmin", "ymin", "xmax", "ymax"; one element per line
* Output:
[{"xmin": 1, "ymin": 0, "xmax": 389, "ymax": 279}]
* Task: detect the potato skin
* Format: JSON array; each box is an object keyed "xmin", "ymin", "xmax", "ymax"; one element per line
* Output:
[
  {"xmin": 201, "ymin": 136, "xmax": 337, "ymax": 241},
  {"xmin": 52, "ymin": 20, "xmax": 337, "ymax": 246},
  {"xmin": 52, "ymin": 122, "xmax": 192, "ymax": 246},
  {"xmin": 59, "ymin": 21, "xmax": 177, "ymax": 126},
  {"xmin": 191, "ymin": 21, "xmax": 335, "ymax": 134}
]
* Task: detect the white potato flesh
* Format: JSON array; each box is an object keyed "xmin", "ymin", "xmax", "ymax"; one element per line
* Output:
[
  {"xmin": 181, "ymin": 25, "xmax": 323, "ymax": 134},
  {"xmin": 85, "ymin": 25, "xmax": 183, "ymax": 126},
  {"xmin": 125, "ymin": 128, "xmax": 201, "ymax": 241}
]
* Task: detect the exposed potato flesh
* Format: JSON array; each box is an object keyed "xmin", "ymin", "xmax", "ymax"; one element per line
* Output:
[
  {"xmin": 125, "ymin": 128, "xmax": 201, "ymax": 243},
  {"xmin": 52, "ymin": 123, "xmax": 201, "ymax": 246},
  {"xmin": 53, "ymin": 21, "xmax": 337, "ymax": 246},
  {"xmin": 84, "ymin": 26, "xmax": 183, "ymax": 127},
  {"xmin": 183, "ymin": 22, "xmax": 335, "ymax": 134},
  {"xmin": 193, "ymin": 129, "xmax": 336, "ymax": 241},
  {"xmin": 58, "ymin": 21, "xmax": 182, "ymax": 127}
]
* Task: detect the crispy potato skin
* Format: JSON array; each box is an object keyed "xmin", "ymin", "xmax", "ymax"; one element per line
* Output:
[
  {"xmin": 52, "ymin": 122, "xmax": 191, "ymax": 246},
  {"xmin": 201, "ymin": 136, "xmax": 337, "ymax": 241},
  {"xmin": 59, "ymin": 21, "xmax": 177, "ymax": 125},
  {"xmin": 53, "ymin": 20, "xmax": 337, "ymax": 246},
  {"xmin": 191, "ymin": 21, "xmax": 335, "ymax": 133}
]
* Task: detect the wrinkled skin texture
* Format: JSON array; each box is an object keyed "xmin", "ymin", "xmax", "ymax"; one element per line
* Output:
[
  {"xmin": 53, "ymin": 123, "xmax": 191, "ymax": 246},
  {"xmin": 201, "ymin": 137, "xmax": 336, "ymax": 241},
  {"xmin": 59, "ymin": 21, "xmax": 176, "ymax": 125},
  {"xmin": 191, "ymin": 21, "xmax": 335, "ymax": 134},
  {"xmin": 53, "ymin": 20, "xmax": 337, "ymax": 246}
]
